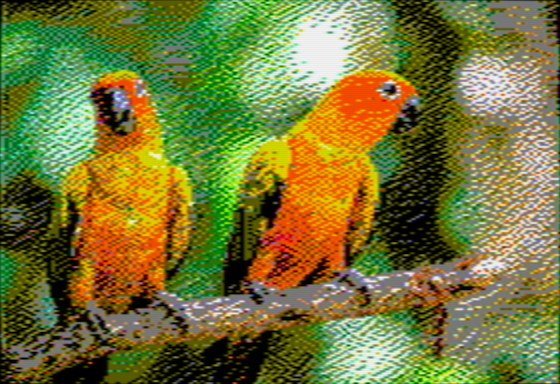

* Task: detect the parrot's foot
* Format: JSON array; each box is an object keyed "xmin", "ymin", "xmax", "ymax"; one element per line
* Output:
[
  {"xmin": 407, "ymin": 267, "xmax": 457, "ymax": 307},
  {"xmin": 150, "ymin": 291, "xmax": 191, "ymax": 330},
  {"xmin": 83, "ymin": 302, "xmax": 114, "ymax": 341},
  {"xmin": 335, "ymin": 269, "xmax": 372, "ymax": 307}
]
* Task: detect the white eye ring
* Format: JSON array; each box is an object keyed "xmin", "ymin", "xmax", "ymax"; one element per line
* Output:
[
  {"xmin": 113, "ymin": 90, "xmax": 131, "ymax": 109},
  {"xmin": 377, "ymin": 81, "xmax": 400, "ymax": 100},
  {"xmin": 135, "ymin": 79, "xmax": 149, "ymax": 97}
]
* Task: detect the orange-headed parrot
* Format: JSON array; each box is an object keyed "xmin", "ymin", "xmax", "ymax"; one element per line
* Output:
[
  {"xmin": 61, "ymin": 70, "xmax": 192, "ymax": 314},
  {"xmin": 226, "ymin": 70, "xmax": 420, "ymax": 294}
]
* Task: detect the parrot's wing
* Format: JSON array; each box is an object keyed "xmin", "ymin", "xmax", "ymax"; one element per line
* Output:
[
  {"xmin": 345, "ymin": 158, "xmax": 379, "ymax": 265},
  {"xmin": 59, "ymin": 162, "xmax": 90, "ymax": 246},
  {"xmin": 53, "ymin": 162, "xmax": 91, "ymax": 317},
  {"xmin": 165, "ymin": 166, "xmax": 194, "ymax": 278},
  {"xmin": 225, "ymin": 138, "xmax": 291, "ymax": 294}
]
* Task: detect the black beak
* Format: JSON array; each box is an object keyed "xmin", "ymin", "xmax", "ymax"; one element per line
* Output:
[
  {"xmin": 91, "ymin": 87, "xmax": 135, "ymax": 135},
  {"xmin": 110, "ymin": 115, "xmax": 135, "ymax": 136},
  {"xmin": 391, "ymin": 95, "xmax": 421, "ymax": 134}
]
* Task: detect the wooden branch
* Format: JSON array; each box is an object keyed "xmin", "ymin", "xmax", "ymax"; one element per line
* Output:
[{"xmin": 4, "ymin": 261, "xmax": 508, "ymax": 382}]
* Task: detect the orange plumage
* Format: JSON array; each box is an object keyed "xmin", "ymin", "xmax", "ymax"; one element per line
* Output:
[
  {"xmin": 61, "ymin": 71, "xmax": 192, "ymax": 314},
  {"xmin": 227, "ymin": 70, "xmax": 419, "ymax": 291}
]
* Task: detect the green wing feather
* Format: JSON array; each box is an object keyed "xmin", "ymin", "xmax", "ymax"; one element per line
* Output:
[{"xmin": 224, "ymin": 138, "xmax": 290, "ymax": 294}]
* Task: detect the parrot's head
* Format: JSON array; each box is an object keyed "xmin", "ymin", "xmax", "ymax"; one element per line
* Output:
[
  {"xmin": 300, "ymin": 70, "xmax": 420, "ymax": 152},
  {"xmin": 91, "ymin": 70, "xmax": 162, "ymax": 152}
]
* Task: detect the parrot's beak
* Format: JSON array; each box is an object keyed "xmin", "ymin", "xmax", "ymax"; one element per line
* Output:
[
  {"xmin": 110, "ymin": 117, "xmax": 135, "ymax": 136},
  {"xmin": 391, "ymin": 95, "xmax": 421, "ymax": 134},
  {"xmin": 91, "ymin": 87, "xmax": 136, "ymax": 135}
]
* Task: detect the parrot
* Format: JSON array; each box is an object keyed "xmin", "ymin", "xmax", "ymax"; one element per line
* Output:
[
  {"xmin": 60, "ymin": 70, "xmax": 193, "ymax": 315},
  {"xmin": 225, "ymin": 69, "xmax": 420, "ymax": 294},
  {"xmin": 219, "ymin": 70, "xmax": 420, "ymax": 383}
]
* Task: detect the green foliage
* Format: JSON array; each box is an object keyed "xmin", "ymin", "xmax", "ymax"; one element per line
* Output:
[
  {"xmin": 2, "ymin": 1, "xmax": 556, "ymax": 383},
  {"xmin": 0, "ymin": 250, "xmax": 21, "ymax": 304},
  {"xmin": 395, "ymin": 357, "xmax": 492, "ymax": 384}
]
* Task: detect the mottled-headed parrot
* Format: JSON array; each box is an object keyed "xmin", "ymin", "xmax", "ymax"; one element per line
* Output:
[
  {"xmin": 61, "ymin": 70, "xmax": 192, "ymax": 314},
  {"xmin": 220, "ymin": 70, "xmax": 420, "ymax": 384},
  {"xmin": 226, "ymin": 70, "xmax": 420, "ymax": 294}
]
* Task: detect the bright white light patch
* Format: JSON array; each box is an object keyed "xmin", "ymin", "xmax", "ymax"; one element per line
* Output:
[
  {"xmin": 472, "ymin": 258, "xmax": 508, "ymax": 276},
  {"xmin": 311, "ymin": 316, "xmax": 423, "ymax": 383},
  {"xmin": 20, "ymin": 47, "xmax": 100, "ymax": 185},
  {"xmin": 237, "ymin": 1, "xmax": 395, "ymax": 128},
  {"xmin": 290, "ymin": 4, "xmax": 353, "ymax": 85},
  {"xmin": 458, "ymin": 55, "xmax": 544, "ymax": 117}
]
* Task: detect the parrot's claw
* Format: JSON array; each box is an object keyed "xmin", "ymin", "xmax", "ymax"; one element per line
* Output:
[
  {"xmin": 77, "ymin": 303, "xmax": 115, "ymax": 348},
  {"xmin": 407, "ymin": 267, "xmax": 457, "ymax": 307},
  {"xmin": 242, "ymin": 281, "xmax": 285, "ymax": 305},
  {"xmin": 335, "ymin": 269, "xmax": 372, "ymax": 306},
  {"xmin": 152, "ymin": 291, "xmax": 190, "ymax": 327}
]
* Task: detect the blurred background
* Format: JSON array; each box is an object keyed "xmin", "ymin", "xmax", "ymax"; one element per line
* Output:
[{"xmin": 1, "ymin": 0, "xmax": 557, "ymax": 383}]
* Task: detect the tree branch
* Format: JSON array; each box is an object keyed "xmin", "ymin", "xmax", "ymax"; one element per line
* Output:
[{"xmin": 4, "ymin": 260, "xmax": 509, "ymax": 382}]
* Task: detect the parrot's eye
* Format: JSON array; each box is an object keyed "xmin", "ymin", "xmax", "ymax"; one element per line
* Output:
[
  {"xmin": 112, "ymin": 88, "xmax": 131, "ymax": 110},
  {"xmin": 377, "ymin": 81, "xmax": 400, "ymax": 100},
  {"xmin": 90, "ymin": 87, "xmax": 135, "ymax": 135}
]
